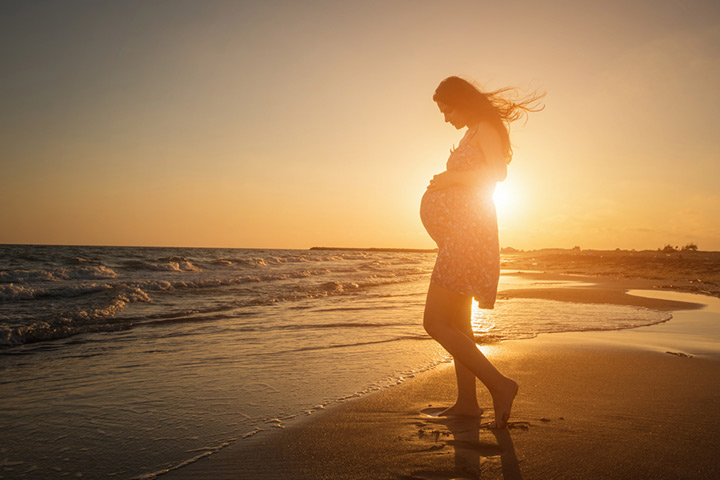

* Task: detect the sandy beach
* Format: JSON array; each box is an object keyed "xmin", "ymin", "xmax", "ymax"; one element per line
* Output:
[
  {"xmin": 160, "ymin": 269, "xmax": 720, "ymax": 480},
  {"xmin": 6, "ymin": 1, "xmax": 720, "ymax": 477},
  {"xmin": 501, "ymin": 249, "xmax": 720, "ymax": 298}
]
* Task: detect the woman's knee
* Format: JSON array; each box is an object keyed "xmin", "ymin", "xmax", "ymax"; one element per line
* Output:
[
  {"xmin": 423, "ymin": 312, "xmax": 442, "ymax": 337},
  {"xmin": 423, "ymin": 305, "xmax": 456, "ymax": 338},
  {"xmin": 424, "ymin": 283, "xmax": 470, "ymax": 334},
  {"xmin": 423, "ymin": 294, "xmax": 445, "ymax": 336}
]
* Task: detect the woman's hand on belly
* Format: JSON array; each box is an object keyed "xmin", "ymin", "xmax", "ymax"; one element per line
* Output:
[
  {"xmin": 427, "ymin": 170, "xmax": 461, "ymax": 192},
  {"xmin": 426, "ymin": 169, "xmax": 491, "ymax": 192}
]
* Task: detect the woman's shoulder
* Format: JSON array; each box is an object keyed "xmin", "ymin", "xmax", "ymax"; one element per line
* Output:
[
  {"xmin": 469, "ymin": 122, "xmax": 501, "ymax": 149},
  {"xmin": 469, "ymin": 121, "xmax": 507, "ymax": 174}
]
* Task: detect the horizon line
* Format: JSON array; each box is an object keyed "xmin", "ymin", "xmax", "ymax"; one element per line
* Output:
[{"xmin": 0, "ymin": 243, "xmax": 716, "ymax": 254}]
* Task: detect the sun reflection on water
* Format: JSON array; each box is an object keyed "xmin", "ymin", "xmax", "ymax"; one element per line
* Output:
[{"xmin": 471, "ymin": 304, "xmax": 495, "ymax": 337}]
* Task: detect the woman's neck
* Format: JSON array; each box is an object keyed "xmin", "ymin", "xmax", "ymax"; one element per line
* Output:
[{"xmin": 462, "ymin": 122, "xmax": 480, "ymax": 141}]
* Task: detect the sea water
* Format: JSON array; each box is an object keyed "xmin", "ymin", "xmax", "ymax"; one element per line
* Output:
[{"xmin": 0, "ymin": 245, "xmax": 672, "ymax": 479}]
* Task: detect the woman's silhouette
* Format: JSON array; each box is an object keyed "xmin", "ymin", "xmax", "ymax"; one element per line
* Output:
[{"xmin": 420, "ymin": 76, "xmax": 543, "ymax": 428}]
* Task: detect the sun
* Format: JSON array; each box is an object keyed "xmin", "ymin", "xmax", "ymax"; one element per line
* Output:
[{"xmin": 493, "ymin": 182, "xmax": 516, "ymax": 217}]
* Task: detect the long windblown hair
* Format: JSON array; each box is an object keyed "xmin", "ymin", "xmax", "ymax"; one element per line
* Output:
[{"xmin": 433, "ymin": 76, "xmax": 545, "ymax": 163}]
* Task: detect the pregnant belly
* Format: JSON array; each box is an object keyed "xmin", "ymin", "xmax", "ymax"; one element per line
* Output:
[
  {"xmin": 420, "ymin": 188, "xmax": 460, "ymax": 245},
  {"xmin": 420, "ymin": 186, "xmax": 495, "ymax": 246}
]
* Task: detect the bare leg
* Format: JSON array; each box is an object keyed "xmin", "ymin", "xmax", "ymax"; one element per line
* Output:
[
  {"xmin": 424, "ymin": 282, "xmax": 518, "ymax": 428},
  {"xmin": 439, "ymin": 295, "xmax": 483, "ymax": 416}
]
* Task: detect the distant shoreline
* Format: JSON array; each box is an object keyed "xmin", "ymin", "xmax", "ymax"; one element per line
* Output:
[
  {"xmin": 3, "ymin": 244, "xmax": 716, "ymax": 255},
  {"xmin": 309, "ymin": 246, "xmax": 438, "ymax": 253},
  {"xmin": 308, "ymin": 246, "xmax": 720, "ymax": 298},
  {"xmin": 310, "ymin": 246, "xmax": 719, "ymax": 255}
]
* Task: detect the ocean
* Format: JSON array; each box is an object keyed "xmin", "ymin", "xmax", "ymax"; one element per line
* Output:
[{"xmin": 0, "ymin": 245, "xmax": 673, "ymax": 479}]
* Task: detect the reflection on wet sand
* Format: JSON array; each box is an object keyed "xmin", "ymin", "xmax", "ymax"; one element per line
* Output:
[{"xmin": 402, "ymin": 407, "xmax": 525, "ymax": 480}]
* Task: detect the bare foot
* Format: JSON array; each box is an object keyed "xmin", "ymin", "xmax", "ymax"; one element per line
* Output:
[
  {"xmin": 489, "ymin": 378, "xmax": 519, "ymax": 428},
  {"xmin": 438, "ymin": 404, "xmax": 483, "ymax": 417}
]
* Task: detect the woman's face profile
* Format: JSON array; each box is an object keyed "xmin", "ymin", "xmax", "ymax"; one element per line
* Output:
[{"xmin": 436, "ymin": 100, "xmax": 467, "ymax": 129}]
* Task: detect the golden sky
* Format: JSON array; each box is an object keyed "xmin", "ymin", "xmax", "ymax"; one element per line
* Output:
[{"xmin": 2, "ymin": 0, "xmax": 719, "ymax": 250}]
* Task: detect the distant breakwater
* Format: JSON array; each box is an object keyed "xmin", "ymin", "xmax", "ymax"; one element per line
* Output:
[{"xmin": 310, "ymin": 246, "xmax": 438, "ymax": 253}]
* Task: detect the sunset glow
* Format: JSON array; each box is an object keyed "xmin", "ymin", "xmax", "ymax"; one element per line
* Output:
[
  {"xmin": 493, "ymin": 183, "xmax": 516, "ymax": 220},
  {"xmin": 1, "ymin": 1, "xmax": 719, "ymax": 250}
]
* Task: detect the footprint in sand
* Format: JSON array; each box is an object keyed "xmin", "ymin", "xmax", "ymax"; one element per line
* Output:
[
  {"xmin": 420, "ymin": 407, "xmax": 531, "ymax": 432},
  {"xmin": 420, "ymin": 407, "xmax": 449, "ymax": 418},
  {"xmin": 420, "ymin": 407, "xmax": 483, "ymax": 418},
  {"xmin": 400, "ymin": 472, "xmax": 476, "ymax": 480},
  {"xmin": 445, "ymin": 439, "xmax": 504, "ymax": 456}
]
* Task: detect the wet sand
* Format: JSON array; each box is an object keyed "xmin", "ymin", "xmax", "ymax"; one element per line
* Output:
[
  {"xmin": 160, "ymin": 275, "xmax": 720, "ymax": 480},
  {"xmin": 501, "ymin": 249, "xmax": 720, "ymax": 298}
]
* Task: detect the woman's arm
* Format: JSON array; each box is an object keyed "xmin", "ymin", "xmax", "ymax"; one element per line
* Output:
[
  {"xmin": 426, "ymin": 169, "xmax": 481, "ymax": 191},
  {"xmin": 426, "ymin": 123, "xmax": 507, "ymax": 192},
  {"xmin": 470, "ymin": 122, "xmax": 507, "ymax": 183}
]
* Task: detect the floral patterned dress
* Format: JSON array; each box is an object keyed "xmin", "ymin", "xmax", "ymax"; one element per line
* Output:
[{"xmin": 419, "ymin": 126, "xmax": 500, "ymax": 308}]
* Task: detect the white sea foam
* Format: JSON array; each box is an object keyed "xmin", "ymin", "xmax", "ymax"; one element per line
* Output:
[
  {"xmin": 0, "ymin": 286, "xmax": 152, "ymax": 346},
  {"xmin": 0, "ymin": 283, "xmax": 37, "ymax": 300},
  {"xmin": 3, "ymin": 244, "xmax": 712, "ymax": 480},
  {"xmin": 148, "ymin": 261, "xmax": 201, "ymax": 272},
  {"xmin": 0, "ymin": 265, "xmax": 118, "ymax": 283},
  {"xmin": 0, "ymin": 282, "xmax": 117, "ymax": 301}
]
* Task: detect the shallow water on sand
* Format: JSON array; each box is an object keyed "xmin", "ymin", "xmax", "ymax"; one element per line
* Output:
[{"xmin": 0, "ymin": 245, "xmax": 675, "ymax": 479}]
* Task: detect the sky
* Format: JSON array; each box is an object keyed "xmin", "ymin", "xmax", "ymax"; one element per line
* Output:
[{"xmin": 1, "ymin": 0, "xmax": 719, "ymax": 251}]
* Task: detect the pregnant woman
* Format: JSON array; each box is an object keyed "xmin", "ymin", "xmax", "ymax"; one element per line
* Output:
[{"xmin": 420, "ymin": 76, "xmax": 543, "ymax": 428}]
